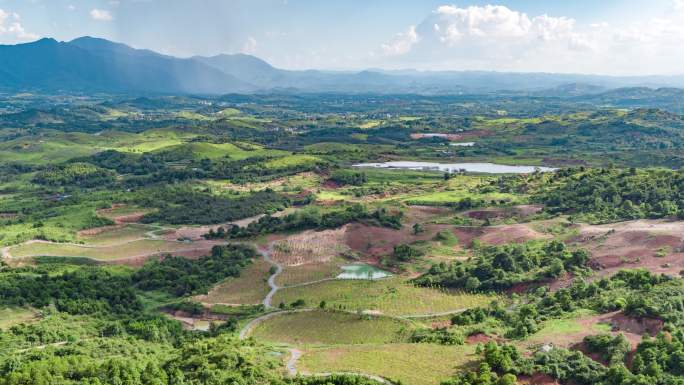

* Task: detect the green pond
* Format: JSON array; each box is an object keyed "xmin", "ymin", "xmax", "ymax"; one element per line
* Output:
[{"xmin": 337, "ymin": 264, "xmax": 392, "ymax": 280}]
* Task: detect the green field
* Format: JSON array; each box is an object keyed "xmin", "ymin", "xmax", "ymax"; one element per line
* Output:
[
  {"xmin": 251, "ymin": 310, "xmax": 411, "ymax": 345},
  {"xmin": 9, "ymin": 239, "xmax": 191, "ymax": 260},
  {"xmin": 0, "ymin": 307, "xmax": 38, "ymax": 329},
  {"xmin": 78, "ymin": 225, "xmax": 150, "ymax": 246},
  {"xmin": 301, "ymin": 343, "xmax": 476, "ymax": 385},
  {"xmin": 272, "ymin": 277, "xmax": 494, "ymax": 316},
  {"xmin": 263, "ymin": 154, "xmax": 322, "ymax": 170},
  {"xmin": 277, "ymin": 258, "xmax": 345, "ymax": 287},
  {"xmin": 198, "ymin": 259, "xmax": 272, "ymax": 305}
]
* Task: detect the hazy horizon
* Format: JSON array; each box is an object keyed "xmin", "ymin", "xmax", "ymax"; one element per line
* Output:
[{"xmin": 1, "ymin": 0, "xmax": 684, "ymax": 76}]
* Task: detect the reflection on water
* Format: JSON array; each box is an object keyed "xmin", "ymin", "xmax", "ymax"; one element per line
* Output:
[{"xmin": 337, "ymin": 264, "xmax": 392, "ymax": 280}]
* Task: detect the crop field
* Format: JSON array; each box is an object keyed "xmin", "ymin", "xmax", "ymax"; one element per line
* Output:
[
  {"xmin": 272, "ymin": 277, "xmax": 494, "ymax": 316},
  {"xmin": 271, "ymin": 228, "xmax": 350, "ymax": 266},
  {"xmin": 300, "ymin": 343, "xmax": 476, "ymax": 385},
  {"xmin": 250, "ymin": 310, "xmax": 412, "ymax": 345},
  {"xmin": 195, "ymin": 259, "xmax": 272, "ymax": 305},
  {"xmin": 8, "ymin": 239, "xmax": 193, "ymax": 261},
  {"xmin": 77, "ymin": 224, "xmax": 150, "ymax": 246},
  {"xmin": 276, "ymin": 258, "xmax": 345, "ymax": 287}
]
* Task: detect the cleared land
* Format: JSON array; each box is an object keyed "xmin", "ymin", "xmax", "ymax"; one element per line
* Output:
[
  {"xmin": 573, "ymin": 219, "xmax": 684, "ymax": 277},
  {"xmin": 77, "ymin": 224, "xmax": 149, "ymax": 246},
  {"xmin": 0, "ymin": 307, "xmax": 38, "ymax": 329},
  {"xmin": 250, "ymin": 310, "xmax": 411, "ymax": 345},
  {"xmin": 271, "ymin": 228, "xmax": 350, "ymax": 266}
]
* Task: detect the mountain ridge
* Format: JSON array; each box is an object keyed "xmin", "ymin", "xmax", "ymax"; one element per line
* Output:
[{"xmin": 2, "ymin": 37, "xmax": 684, "ymax": 95}]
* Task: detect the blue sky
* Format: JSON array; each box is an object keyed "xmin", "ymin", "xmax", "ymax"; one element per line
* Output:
[{"xmin": 0, "ymin": 0, "xmax": 683, "ymax": 74}]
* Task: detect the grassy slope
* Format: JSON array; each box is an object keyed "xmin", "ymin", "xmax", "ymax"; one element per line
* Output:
[
  {"xmin": 251, "ymin": 310, "xmax": 411, "ymax": 345},
  {"xmin": 301, "ymin": 343, "xmax": 476, "ymax": 385},
  {"xmin": 272, "ymin": 277, "xmax": 494, "ymax": 316}
]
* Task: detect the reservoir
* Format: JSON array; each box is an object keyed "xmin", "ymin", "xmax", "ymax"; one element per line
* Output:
[{"xmin": 353, "ymin": 161, "xmax": 555, "ymax": 174}]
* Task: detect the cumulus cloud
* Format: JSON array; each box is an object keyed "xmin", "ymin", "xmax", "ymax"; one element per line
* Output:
[
  {"xmin": 381, "ymin": 25, "xmax": 419, "ymax": 56},
  {"xmin": 0, "ymin": 9, "xmax": 38, "ymax": 43},
  {"xmin": 90, "ymin": 9, "xmax": 113, "ymax": 21},
  {"xmin": 379, "ymin": 4, "xmax": 684, "ymax": 74}
]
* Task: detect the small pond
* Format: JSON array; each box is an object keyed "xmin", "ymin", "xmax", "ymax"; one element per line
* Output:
[
  {"xmin": 337, "ymin": 264, "xmax": 392, "ymax": 280},
  {"xmin": 353, "ymin": 161, "xmax": 555, "ymax": 174}
]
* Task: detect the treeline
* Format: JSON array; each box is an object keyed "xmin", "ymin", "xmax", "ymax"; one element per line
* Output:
[
  {"xmin": 414, "ymin": 241, "xmax": 589, "ymax": 293},
  {"xmin": 0, "ymin": 244, "xmax": 256, "ymax": 313},
  {"xmin": 205, "ymin": 204, "xmax": 403, "ymax": 239},
  {"xmin": 538, "ymin": 167, "xmax": 684, "ymax": 223},
  {"xmin": 137, "ymin": 187, "xmax": 290, "ymax": 225},
  {"xmin": 134, "ymin": 244, "xmax": 256, "ymax": 296},
  {"xmin": 0, "ymin": 332, "xmax": 385, "ymax": 385},
  {"xmin": 81, "ymin": 149, "xmax": 324, "ymax": 186},
  {"xmin": 33, "ymin": 162, "xmax": 116, "ymax": 188},
  {"xmin": 329, "ymin": 169, "xmax": 367, "ymax": 186},
  {"xmin": 441, "ymin": 331, "xmax": 684, "ymax": 385},
  {"xmin": 0, "ymin": 268, "xmax": 142, "ymax": 315},
  {"xmin": 451, "ymin": 270, "xmax": 675, "ymax": 339}
]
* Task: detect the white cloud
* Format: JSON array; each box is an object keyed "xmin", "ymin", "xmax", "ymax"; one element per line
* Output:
[
  {"xmin": 0, "ymin": 9, "xmax": 38, "ymax": 43},
  {"xmin": 674, "ymin": 0, "xmax": 684, "ymax": 11},
  {"xmin": 90, "ymin": 9, "xmax": 113, "ymax": 22},
  {"xmin": 379, "ymin": 4, "xmax": 684, "ymax": 75},
  {"xmin": 381, "ymin": 25, "xmax": 418, "ymax": 56}
]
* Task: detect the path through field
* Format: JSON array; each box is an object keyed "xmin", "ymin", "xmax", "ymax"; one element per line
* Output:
[
  {"xmin": 285, "ymin": 347, "xmax": 396, "ymax": 384},
  {"xmin": 261, "ymin": 245, "xmax": 282, "ymax": 308}
]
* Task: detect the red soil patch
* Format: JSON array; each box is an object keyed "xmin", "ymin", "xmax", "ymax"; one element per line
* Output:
[
  {"xmin": 530, "ymin": 311, "xmax": 664, "ymax": 354},
  {"xmin": 587, "ymin": 311, "xmax": 663, "ymax": 348},
  {"xmin": 96, "ymin": 204, "xmax": 146, "ymax": 224},
  {"xmin": 466, "ymin": 332, "xmax": 495, "ymax": 344},
  {"xmin": 112, "ymin": 213, "xmax": 145, "ymax": 224},
  {"xmin": 405, "ymin": 205, "xmax": 452, "ymax": 224},
  {"xmin": 322, "ymin": 180, "xmax": 343, "ymax": 189},
  {"xmin": 77, "ymin": 225, "xmax": 123, "ymax": 236},
  {"xmin": 344, "ymin": 222, "xmax": 547, "ymax": 258},
  {"xmin": 344, "ymin": 223, "xmax": 440, "ymax": 257},
  {"xmin": 480, "ymin": 224, "xmax": 548, "ymax": 245},
  {"xmin": 572, "ymin": 220, "xmax": 684, "ymax": 278},
  {"xmin": 463, "ymin": 205, "xmax": 544, "ymax": 221}
]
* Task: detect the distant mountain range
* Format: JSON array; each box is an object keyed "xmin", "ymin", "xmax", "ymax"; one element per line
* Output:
[{"xmin": 2, "ymin": 36, "xmax": 684, "ymax": 95}]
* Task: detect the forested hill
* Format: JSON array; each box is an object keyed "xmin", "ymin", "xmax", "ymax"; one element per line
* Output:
[{"xmin": 3, "ymin": 36, "xmax": 684, "ymax": 95}]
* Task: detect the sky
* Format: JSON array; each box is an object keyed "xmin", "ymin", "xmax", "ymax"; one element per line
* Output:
[{"xmin": 0, "ymin": 0, "xmax": 683, "ymax": 75}]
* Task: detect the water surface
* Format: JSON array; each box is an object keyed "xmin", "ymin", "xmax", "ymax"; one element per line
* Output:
[
  {"xmin": 353, "ymin": 161, "xmax": 555, "ymax": 174},
  {"xmin": 337, "ymin": 264, "xmax": 392, "ymax": 280}
]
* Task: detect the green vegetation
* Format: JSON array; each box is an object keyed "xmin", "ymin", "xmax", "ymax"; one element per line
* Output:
[
  {"xmin": 273, "ymin": 277, "xmax": 494, "ymax": 316},
  {"xmin": 251, "ymin": 310, "xmax": 411, "ymax": 345},
  {"xmin": 207, "ymin": 204, "xmax": 402, "ymax": 239},
  {"xmin": 301, "ymin": 343, "xmax": 476, "ymax": 385},
  {"xmin": 134, "ymin": 244, "xmax": 257, "ymax": 296},
  {"xmin": 140, "ymin": 187, "xmax": 290, "ymax": 225},
  {"xmin": 5, "ymin": 92, "xmax": 684, "ymax": 384},
  {"xmin": 415, "ymin": 240, "xmax": 590, "ymax": 292}
]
